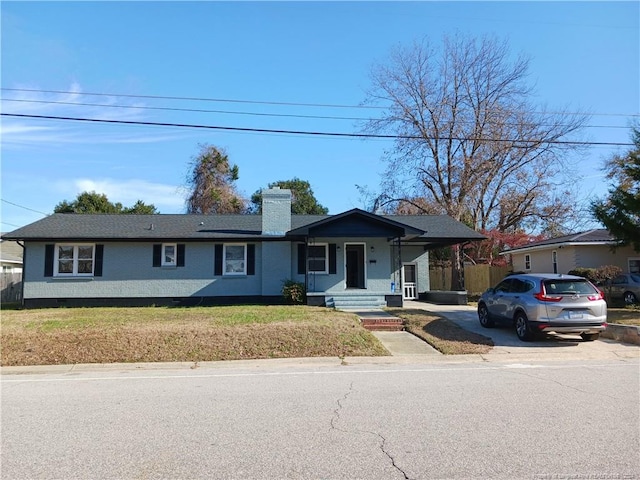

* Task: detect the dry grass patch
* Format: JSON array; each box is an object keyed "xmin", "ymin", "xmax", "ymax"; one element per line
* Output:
[
  {"xmin": 1, "ymin": 306, "xmax": 388, "ymax": 366},
  {"xmin": 607, "ymin": 306, "xmax": 640, "ymax": 326},
  {"xmin": 387, "ymin": 309, "xmax": 494, "ymax": 355}
]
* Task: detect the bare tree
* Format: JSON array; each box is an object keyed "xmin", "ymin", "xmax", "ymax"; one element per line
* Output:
[
  {"xmin": 363, "ymin": 35, "xmax": 588, "ymax": 289},
  {"xmin": 186, "ymin": 144, "xmax": 245, "ymax": 214}
]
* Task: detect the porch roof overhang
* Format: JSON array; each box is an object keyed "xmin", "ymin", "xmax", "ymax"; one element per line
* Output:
[{"xmin": 287, "ymin": 208, "xmax": 425, "ymax": 240}]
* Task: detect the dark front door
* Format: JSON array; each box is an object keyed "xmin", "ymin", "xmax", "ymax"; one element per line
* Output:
[{"xmin": 346, "ymin": 244, "xmax": 365, "ymax": 289}]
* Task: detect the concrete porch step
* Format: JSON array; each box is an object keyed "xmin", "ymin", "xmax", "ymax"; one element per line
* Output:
[{"xmin": 329, "ymin": 295, "xmax": 387, "ymax": 309}]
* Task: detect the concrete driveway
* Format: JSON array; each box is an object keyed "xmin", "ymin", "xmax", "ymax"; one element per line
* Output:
[{"xmin": 402, "ymin": 300, "xmax": 640, "ymax": 361}]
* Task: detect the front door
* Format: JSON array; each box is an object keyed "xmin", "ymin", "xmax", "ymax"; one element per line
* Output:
[{"xmin": 345, "ymin": 244, "xmax": 365, "ymax": 289}]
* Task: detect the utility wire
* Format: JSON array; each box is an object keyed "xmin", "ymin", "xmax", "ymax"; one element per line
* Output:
[
  {"xmin": 1, "ymin": 87, "xmax": 380, "ymax": 110},
  {"xmin": 2, "ymin": 112, "xmax": 635, "ymax": 146},
  {"xmin": 1, "ymin": 97, "xmax": 633, "ymax": 130},
  {"xmin": 1, "ymin": 198, "xmax": 49, "ymax": 216},
  {"xmin": 1, "ymin": 221, "xmax": 22, "ymax": 229},
  {"xmin": 1, "ymin": 98, "xmax": 367, "ymax": 121},
  {"xmin": 3, "ymin": 87, "xmax": 639, "ymax": 118}
]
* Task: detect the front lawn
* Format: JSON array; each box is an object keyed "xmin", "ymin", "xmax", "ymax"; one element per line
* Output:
[{"xmin": 0, "ymin": 306, "xmax": 388, "ymax": 366}]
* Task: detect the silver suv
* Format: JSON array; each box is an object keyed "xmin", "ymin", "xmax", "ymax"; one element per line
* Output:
[{"xmin": 478, "ymin": 273, "xmax": 607, "ymax": 342}]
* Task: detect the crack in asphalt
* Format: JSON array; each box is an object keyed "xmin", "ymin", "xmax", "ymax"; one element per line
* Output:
[
  {"xmin": 330, "ymin": 382, "xmax": 412, "ymax": 480},
  {"xmin": 376, "ymin": 432, "xmax": 411, "ymax": 480},
  {"xmin": 330, "ymin": 381, "xmax": 354, "ymax": 430}
]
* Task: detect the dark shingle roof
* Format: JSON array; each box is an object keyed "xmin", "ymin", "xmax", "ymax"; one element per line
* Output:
[
  {"xmin": 3, "ymin": 211, "xmax": 485, "ymax": 244},
  {"xmin": 504, "ymin": 229, "xmax": 618, "ymax": 252}
]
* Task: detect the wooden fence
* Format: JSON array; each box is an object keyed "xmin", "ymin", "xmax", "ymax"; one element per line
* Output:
[
  {"xmin": 1, "ymin": 273, "xmax": 23, "ymax": 304},
  {"xmin": 429, "ymin": 265, "xmax": 510, "ymax": 296}
]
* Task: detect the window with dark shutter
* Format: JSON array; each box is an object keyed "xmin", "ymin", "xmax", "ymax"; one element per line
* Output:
[
  {"xmin": 329, "ymin": 244, "xmax": 337, "ymax": 274},
  {"xmin": 247, "ymin": 244, "xmax": 255, "ymax": 275},
  {"xmin": 94, "ymin": 244, "xmax": 104, "ymax": 277},
  {"xmin": 214, "ymin": 244, "xmax": 223, "ymax": 276},
  {"xmin": 153, "ymin": 244, "xmax": 161, "ymax": 267},
  {"xmin": 44, "ymin": 244, "xmax": 54, "ymax": 277},
  {"xmin": 297, "ymin": 244, "xmax": 306, "ymax": 275},
  {"xmin": 177, "ymin": 244, "xmax": 185, "ymax": 267}
]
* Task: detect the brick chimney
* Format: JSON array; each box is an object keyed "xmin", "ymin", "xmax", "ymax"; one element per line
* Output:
[{"xmin": 261, "ymin": 187, "xmax": 292, "ymax": 235}]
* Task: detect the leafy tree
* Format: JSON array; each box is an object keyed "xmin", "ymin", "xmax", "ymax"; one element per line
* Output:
[
  {"xmin": 185, "ymin": 144, "xmax": 245, "ymax": 214},
  {"xmin": 466, "ymin": 229, "xmax": 545, "ymax": 266},
  {"xmin": 249, "ymin": 178, "xmax": 328, "ymax": 214},
  {"xmin": 362, "ymin": 34, "xmax": 587, "ymax": 289},
  {"xmin": 54, "ymin": 191, "xmax": 158, "ymax": 214},
  {"xmin": 122, "ymin": 200, "xmax": 160, "ymax": 214},
  {"xmin": 591, "ymin": 127, "xmax": 640, "ymax": 252}
]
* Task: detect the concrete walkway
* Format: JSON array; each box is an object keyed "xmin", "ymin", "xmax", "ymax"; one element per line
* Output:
[
  {"xmin": 371, "ymin": 331, "xmax": 442, "ymax": 356},
  {"xmin": 342, "ymin": 307, "xmax": 442, "ymax": 356}
]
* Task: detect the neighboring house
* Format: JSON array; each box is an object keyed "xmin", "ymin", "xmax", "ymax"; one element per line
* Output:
[
  {"xmin": 3, "ymin": 188, "xmax": 484, "ymax": 308},
  {"xmin": 0, "ymin": 236, "xmax": 24, "ymax": 273},
  {"xmin": 501, "ymin": 229, "xmax": 639, "ymax": 275}
]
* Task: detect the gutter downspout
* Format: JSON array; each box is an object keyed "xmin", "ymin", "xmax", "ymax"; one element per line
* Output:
[{"xmin": 16, "ymin": 240, "xmax": 25, "ymax": 307}]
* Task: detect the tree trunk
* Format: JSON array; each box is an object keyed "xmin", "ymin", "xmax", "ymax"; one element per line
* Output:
[{"xmin": 450, "ymin": 245, "xmax": 465, "ymax": 291}]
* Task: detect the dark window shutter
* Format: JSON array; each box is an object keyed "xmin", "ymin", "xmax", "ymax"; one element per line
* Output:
[
  {"xmin": 297, "ymin": 244, "xmax": 306, "ymax": 275},
  {"xmin": 247, "ymin": 244, "xmax": 255, "ymax": 275},
  {"xmin": 329, "ymin": 244, "xmax": 337, "ymax": 274},
  {"xmin": 94, "ymin": 244, "xmax": 104, "ymax": 277},
  {"xmin": 153, "ymin": 244, "xmax": 161, "ymax": 267},
  {"xmin": 177, "ymin": 244, "xmax": 185, "ymax": 267},
  {"xmin": 214, "ymin": 244, "xmax": 223, "ymax": 276},
  {"xmin": 44, "ymin": 244, "xmax": 54, "ymax": 277}
]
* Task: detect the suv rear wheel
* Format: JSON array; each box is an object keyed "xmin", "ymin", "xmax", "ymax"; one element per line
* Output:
[
  {"xmin": 515, "ymin": 311, "xmax": 534, "ymax": 341},
  {"xmin": 478, "ymin": 303, "xmax": 495, "ymax": 328}
]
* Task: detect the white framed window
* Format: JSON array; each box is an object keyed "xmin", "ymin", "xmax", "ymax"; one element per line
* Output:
[
  {"xmin": 552, "ymin": 250, "xmax": 558, "ymax": 273},
  {"xmin": 54, "ymin": 244, "xmax": 95, "ymax": 276},
  {"xmin": 224, "ymin": 243, "xmax": 247, "ymax": 275},
  {"xmin": 629, "ymin": 258, "xmax": 640, "ymax": 274},
  {"xmin": 162, "ymin": 243, "xmax": 177, "ymax": 266},
  {"xmin": 308, "ymin": 243, "xmax": 328, "ymax": 274},
  {"xmin": 524, "ymin": 254, "xmax": 531, "ymax": 270}
]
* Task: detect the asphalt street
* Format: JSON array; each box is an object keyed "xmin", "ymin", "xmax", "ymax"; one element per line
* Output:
[{"xmin": 2, "ymin": 357, "xmax": 639, "ymax": 480}]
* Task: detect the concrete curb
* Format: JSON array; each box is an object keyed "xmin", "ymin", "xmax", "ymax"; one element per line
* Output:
[{"xmin": 601, "ymin": 323, "xmax": 640, "ymax": 345}]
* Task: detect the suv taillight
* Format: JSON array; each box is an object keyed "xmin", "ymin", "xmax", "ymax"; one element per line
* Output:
[
  {"xmin": 534, "ymin": 284, "xmax": 562, "ymax": 302},
  {"xmin": 587, "ymin": 287, "xmax": 605, "ymax": 301}
]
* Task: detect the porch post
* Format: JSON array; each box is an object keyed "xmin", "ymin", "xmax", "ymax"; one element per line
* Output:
[{"xmin": 397, "ymin": 236, "xmax": 403, "ymax": 296}]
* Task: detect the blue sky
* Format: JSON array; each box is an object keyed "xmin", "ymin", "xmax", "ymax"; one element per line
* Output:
[{"xmin": 1, "ymin": 1, "xmax": 638, "ymax": 231}]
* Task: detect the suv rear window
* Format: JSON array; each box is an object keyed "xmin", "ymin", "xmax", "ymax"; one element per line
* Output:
[{"xmin": 543, "ymin": 279, "xmax": 597, "ymax": 295}]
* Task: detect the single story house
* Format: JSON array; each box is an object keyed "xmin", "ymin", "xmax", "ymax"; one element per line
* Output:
[
  {"xmin": 4, "ymin": 188, "xmax": 484, "ymax": 308},
  {"xmin": 501, "ymin": 229, "xmax": 639, "ymax": 275}
]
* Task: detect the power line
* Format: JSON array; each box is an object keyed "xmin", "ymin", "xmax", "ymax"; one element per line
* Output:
[
  {"xmin": 1, "ymin": 87, "xmax": 380, "ymax": 110},
  {"xmin": 1, "ymin": 98, "xmax": 367, "ymax": 122},
  {"xmin": 1, "ymin": 97, "xmax": 633, "ymax": 130},
  {"xmin": 1, "ymin": 221, "xmax": 22, "ymax": 229},
  {"xmin": 3, "ymin": 87, "xmax": 638, "ymax": 118},
  {"xmin": 2, "ymin": 112, "xmax": 635, "ymax": 147},
  {"xmin": 1, "ymin": 198, "xmax": 50, "ymax": 216}
]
